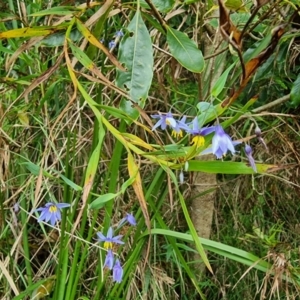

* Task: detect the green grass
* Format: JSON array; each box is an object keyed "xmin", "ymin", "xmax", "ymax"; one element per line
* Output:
[{"xmin": 0, "ymin": 1, "xmax": 299, "ymax": 299}]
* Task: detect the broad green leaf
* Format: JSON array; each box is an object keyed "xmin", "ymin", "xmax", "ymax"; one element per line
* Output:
[
  {"xmin": 89, "ymin": 193, "xmax": 119, "ymax": 209},
  {"xmin": 225, "ymin": 0, "xmax": 248, "ymax": 12},
  {"xmin": 38, "ymin": 29, "xmax": 82, "ymax": 47},
  {"xmin": 141, "ymin": 0, "xmax": 175, "ymax": 13},
  {"xmin": 291, "ymin": 74, "xmax": 300, "ymax": 107},
  {"xmin": 116, "ymin": 10, "xmax": 154, "ymax": 118},
  {"xmin": 211, "ymin": 64, "xmax": 234, "ymax": 98},
  {"xmin": 197, "ymin": 102, "xmax": 217, "ymax": 126},
  {"xmin": 167, "ymin": 27, "xmax": 204, "ymax": 73}
]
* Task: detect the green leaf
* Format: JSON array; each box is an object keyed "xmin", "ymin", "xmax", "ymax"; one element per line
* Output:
[
  {"xmin": 121, "ymin": 171, "xmax": 138, "ymax": 194},
  {"xmin": 145, "ymin": 229, "xmax": 272, "ymax": 273},
  {"xmin": 38, "ymin": 29, "xmax": 81, "ymax": 47},
  {"xmin": 167, "ymin": 27, "xmax": 204, "ymax": 73},
  {"xmin": 89, "ymin": 193, "xmax": 119, "ymax": 209},
  {"xmin": 29, "ymin": 6, "xmax": 80, "ymax": 16},
  {"xmin": 141, "ymin": 0, "xmax": 175, "ymax": 13},
  {"xmin": 21, "ymin": 162, "xmax": 52, "ymax": 177},
  {"xmin": 291, "ymin": 74, "xmax": 300, "ymax": 107},
  {"xmin": 59, "ymin": 174, "xmax": 82, "ymax": 191},
  {"xmin": 197, "ymin": 102, "xmax": 217, "ymax": 126},
  {"xmin": 116, "ymin": 10, "xmax": 153, "ymax": 110},
  {"xmin": 211, "ymin": 64, "xmax": 234, "ymax": 98},
  {"xmin": 187, "ymin": 160, "xmax": 277, "ymax": 174}
]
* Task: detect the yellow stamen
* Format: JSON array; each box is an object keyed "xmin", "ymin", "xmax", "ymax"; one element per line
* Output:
[
  {"xmin": 191, "ymin": 136, "xmax": 205, "ymax": 148},
  {"xmin": 104, "ymin": 241, "xmax": 113, "ymax": 249},
  {"xmin": 49, "ymin": 205, "xmax": 57, "ymax": 213},
  {"xmin": 171, "ymin": 130, "xmax": 183, "ymax": 139}
]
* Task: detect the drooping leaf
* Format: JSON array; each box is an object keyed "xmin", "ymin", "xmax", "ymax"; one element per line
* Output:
[
  {"xmin": 75, "ymin": 19, "xmax": 125, "ymax": 71},
  {"xmin": 291, "ymin": 74, "xmax": 300, "ymax": 107},
  {"xmin": 221, "ymin": 25, "xmax": 285, "ymax": 108},
  {"xmin": 116, "ymin": 10, "xmax": 154, "ymax": 118},
  {"xmin": 166, "ymin": 27, "xmax": 204, "ymax": 73},
  {"xmin": 218, "ymin": 0, "xmax": 242, "ymax": 48},
  {"xmin": 127, "ymin": 153, "xmax": 151, "ymax": 231}
]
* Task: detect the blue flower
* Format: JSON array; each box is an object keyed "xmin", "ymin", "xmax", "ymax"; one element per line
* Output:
[
  {"xmin": 119, "ymin": 213, "xmax": 137, "ymax": 227},
  {"xmin": 245, "ymin": 145, "xmax": 257, "ymax": 173},
  {"xmin": 97, "ymin": 227, "xmax": 124, "ymax": 249},
  {"xmin": 113, "ymin": 259, "xmax": 123, "ymax": 283},
  {"xmin": 104, "ymin": 249, "xmax": 114, "ymax": 270},
  {"xmin": 109, "ymin": 40, "xmax": 116, "ymax": 50},
  {"xmin": 151, "ymin": 112, "xmax": 177, "ymax": 131},
  {"xmin": 211, "ymin": 125, "xmax": 236, "ymax": 159},
  {"xmin": 187, "ymin": 117, "xmax": 215, "ymax": 148},
  {"xmin": 35, "ymin": 202, "xmax": 70, "ymax": 226},
  {"xmin": 115, "ymin": 30, "xmax": 124, "ymax": 38}
]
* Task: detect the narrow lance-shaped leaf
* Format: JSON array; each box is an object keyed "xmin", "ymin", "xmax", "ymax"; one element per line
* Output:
[
  {"xmin": 0, "ymin": 24, "xmax": 68, "ymax": 39},
  {"xmin": 116, "ymin": 10, "xmax": 154, "ymax": 119},
  {"xmin": 166, "ymin": 26, "xmax": 204, "ymax": 73},
  {"xmin": 75, "ymin": 19, "xmax": 125, "ymax": 71}
]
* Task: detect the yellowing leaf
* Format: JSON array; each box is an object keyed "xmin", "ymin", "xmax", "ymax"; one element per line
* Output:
[
  {"xmin": 224, "ymin": 0, "xmax": 247, "ymax": 12},
  {"xmin": 0, "ymin": 25, "xmax": 68, "ymax": 39},
  {"xmin": 31, "ymin": 278, "xmax": 55, "ymax": 299},
  {"xmin": 17, "ymin": 111, "xmax": 29, "ymax": 127},
  {"xmin": 75, "ymin": 19, "xmax": 125, "ymax": 71}
]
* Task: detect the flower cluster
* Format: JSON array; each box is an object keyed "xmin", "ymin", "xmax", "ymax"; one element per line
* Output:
[
  {"xmin": 151, "ymin": 112, "xmax": 259, "ymax": 173},
  {"xmin": 34, "ymin": 202, "xmax": 136, "ymax": 284},
  {"xmin": 109, "ymin": 30, "xmax": 124, "ymax": 50},
  {"xmin": 96, "ymin": 213, "xmax": 136, "ymax": 283},
  {"xmin": 151, "ymin": 112, "xmax": 236, "ymax": 158},
  {"xmin": 99, "ymin": 30, "xmax": 124, "ymax": 51}
]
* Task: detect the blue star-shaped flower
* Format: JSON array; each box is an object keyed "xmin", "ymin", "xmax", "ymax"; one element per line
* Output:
[
  {"xmin": 35, "ymin": 202, "xmax": 70, "ymax": 226},
  {"xmin": 151, "ymin": 112, "xmax": 177, "ymax": 131},
  {"xmin": 97, "ymin": 227, "xmax": 124, "ymax": 249},
  {"xmin": 186, "ymin": 117, "xmax": 215, "ymax": 148}
]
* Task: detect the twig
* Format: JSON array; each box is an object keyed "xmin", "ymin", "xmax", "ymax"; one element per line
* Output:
[
  {"xmin": 252, "ymin": 94, "xmax": 290, "ymax": 113},
  {"xmin": 144, "ymin": 0, "xmax": 167, "ymax": 31}
]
